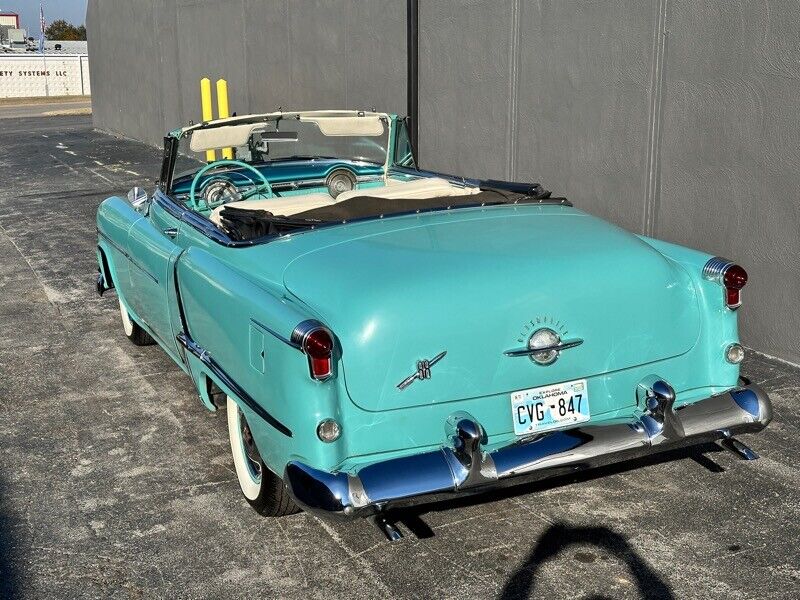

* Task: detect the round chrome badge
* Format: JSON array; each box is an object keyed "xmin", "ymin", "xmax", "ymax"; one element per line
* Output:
[{"xmin": 528, "ymin": 328, "xmax": 561, "ymax": 365}]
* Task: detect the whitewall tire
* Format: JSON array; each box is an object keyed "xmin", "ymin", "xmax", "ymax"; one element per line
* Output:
[
  {"xmin": 118, "ymin": 298, "xmax": 155, "ymax": 346},
  {"xmin": 226, "ymin": 396, "xmax": 299, "ymax": 516}
]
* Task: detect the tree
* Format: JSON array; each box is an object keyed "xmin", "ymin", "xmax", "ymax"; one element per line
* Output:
[{"xmin": 44, "ymin": 20, "xmax": 86, "ymax": 41}]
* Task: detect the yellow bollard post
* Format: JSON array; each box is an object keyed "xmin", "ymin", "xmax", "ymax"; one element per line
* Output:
[
  {"xmin": 216, "ymin": 79, "xmax": 233, "ymax": 159},
  {"xmin": 200, "ymin": 77, "xmax": 216, "ymax": 163}
]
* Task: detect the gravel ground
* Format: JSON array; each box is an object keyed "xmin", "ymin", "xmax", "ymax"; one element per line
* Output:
[{"xmin": 0, "ymin": 115, "xmax": 798, "ymax": 600}]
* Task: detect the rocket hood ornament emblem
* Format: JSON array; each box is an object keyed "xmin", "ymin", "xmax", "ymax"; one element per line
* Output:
[{"xmin": 397, "ymin": 351, "xmax": 447, "ymax": 390}]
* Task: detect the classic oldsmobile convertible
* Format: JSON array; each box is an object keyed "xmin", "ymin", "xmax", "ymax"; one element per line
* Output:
[{"xmin": 96, "ymin": 110, "xmax": 772, "ymax": 539}]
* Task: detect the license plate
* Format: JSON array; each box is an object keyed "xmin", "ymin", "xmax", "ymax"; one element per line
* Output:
[{"xmin": 511, "ymin": 378, "xmax": 590, "ymax": 436}]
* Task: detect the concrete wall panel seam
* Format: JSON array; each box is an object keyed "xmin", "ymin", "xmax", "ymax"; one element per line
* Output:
[
  {"xmin": 505, "ymin": 0, "xmax": 521, "ymax": 181},
  {"xmin": 643, "ymin": 0, "xmax": 669, "ymax": 236}
]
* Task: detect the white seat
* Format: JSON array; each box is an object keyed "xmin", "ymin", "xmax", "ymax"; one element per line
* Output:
[
  {"xmin": 336, "ymin": 177, "xmax": 478, "ymax": 202},
  {"xmin": 209, "ymin": 177, "xmax": 480, "ymax": 225},
  {"xmin": 209, "ymin": 193, "xmax": 335, "ymax": 225}
]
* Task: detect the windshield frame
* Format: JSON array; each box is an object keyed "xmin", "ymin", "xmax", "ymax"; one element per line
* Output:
[{"xmin": 159, "ymin": 110, "xmax": 395, "ymax": 194}]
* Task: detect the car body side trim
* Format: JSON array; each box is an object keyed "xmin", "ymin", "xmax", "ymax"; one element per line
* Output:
[
  {"xmin": 250, "ymin": 318, "xmax": 295, "ymax": 348},
  {"xmin": 177, "ymin": 332, "xmax": 292, "ymax": 437},
  {"xmin": 98, "ymin": 230, "xmax": 159, "ymax": 284}
]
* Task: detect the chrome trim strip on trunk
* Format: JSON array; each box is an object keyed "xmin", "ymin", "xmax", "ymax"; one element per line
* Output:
[
  {"xmin": 177, "ymin": 332, "xmax": 292, "ymax": 437},
  {"xmin": 504, "ymin": 338, "xmax": 584, "ymax": 357},
  {"xmin": 284, "ymin": 382, "xmax": 772, "ymax": 517}
]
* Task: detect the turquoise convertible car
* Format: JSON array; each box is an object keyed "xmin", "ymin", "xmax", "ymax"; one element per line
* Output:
[{"xmin": 96, "ymin": 110, "xmax": 772, "ymax": 539}]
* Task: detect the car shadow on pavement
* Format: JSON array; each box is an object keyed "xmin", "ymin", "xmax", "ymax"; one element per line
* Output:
[
  {"xmin": 498, "ymin": 522, "xmax": 675, "ymax": 600},
  {"xmin": 388, "ymin": 442, "xmax": 726, "ymax": 540},
  {"xmin": 0, "ymin": 472, "xmax": 21, "ymax": 599}
]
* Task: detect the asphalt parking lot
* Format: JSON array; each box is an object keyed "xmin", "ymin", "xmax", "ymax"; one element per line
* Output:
[{"xmin": 0, "ymin": 114, "xmax": 798, "ymax": 600}]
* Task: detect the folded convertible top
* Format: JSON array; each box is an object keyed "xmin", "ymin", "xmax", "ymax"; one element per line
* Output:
[
  {"xmin": 218, "ymin": 188, "xmax": 570, "ymax": 241},
  {"xmin": 292, "ymin": 188, "xmax": 569, "ymax": 222}
]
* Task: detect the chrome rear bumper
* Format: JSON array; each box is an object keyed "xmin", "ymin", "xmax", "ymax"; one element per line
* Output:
[{"xmin": 284, "ymin": 382, "xmax": 772, "ymax": 518}]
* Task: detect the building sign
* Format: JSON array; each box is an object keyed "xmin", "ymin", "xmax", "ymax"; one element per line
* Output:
[{"xmin": 0, "ymin": 55, "xmax": 91, "ymax": 98}]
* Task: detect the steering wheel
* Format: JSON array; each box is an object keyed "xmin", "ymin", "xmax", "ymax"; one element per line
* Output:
[{"xmin": 188, "ymin": 160, "xmax": 274, "ymax": 211}]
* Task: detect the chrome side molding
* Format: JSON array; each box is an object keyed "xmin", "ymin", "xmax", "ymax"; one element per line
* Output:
[{"xmin": 177, "ymin": 332, "xmax": 292, "ymax": 437}]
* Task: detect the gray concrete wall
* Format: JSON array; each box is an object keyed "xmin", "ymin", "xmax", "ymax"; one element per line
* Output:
[
  {"xmin": 87, "ymin": 0, "xmax": 800, "ymax": 364},
  {"xmin": 87, "ymin": 0, "xmax": 406, "ymax": 147}
]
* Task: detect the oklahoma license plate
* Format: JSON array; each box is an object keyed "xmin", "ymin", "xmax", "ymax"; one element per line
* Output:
[{"xmin": 511, "ymin": 379, "xmax": 590, "ymax": 436}]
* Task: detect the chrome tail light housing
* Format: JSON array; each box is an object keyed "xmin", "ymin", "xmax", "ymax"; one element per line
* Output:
[
  {"xmin": 291, "ymin": 320, "xmax": 334, "ymax": 380},
  {"xmin": 703, "ymin": 257, "xmax": 748, "ymax": 310}
]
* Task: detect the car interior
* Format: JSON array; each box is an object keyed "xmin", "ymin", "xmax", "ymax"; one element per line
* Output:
[
  {"xmin": 169, "ymin": 112, "xmax": 553, "ymax": 241},
  {"xmin": 207, "ymin": 176, "xmax": 481, "ymax": 225}
]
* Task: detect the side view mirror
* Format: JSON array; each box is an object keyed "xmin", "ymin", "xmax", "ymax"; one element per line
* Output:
[{"xmin": 127, "ymin": 187, "xmax": 150, "ymax": 211}]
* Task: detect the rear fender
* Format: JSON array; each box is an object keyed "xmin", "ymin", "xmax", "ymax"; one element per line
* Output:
[
  {"xmin": 175, "ymin": 246, "xmax": 346, "ymax": 473},
  {"xmin": 639, "ymin": 236, "xmax": 740, "ymax": 385}
]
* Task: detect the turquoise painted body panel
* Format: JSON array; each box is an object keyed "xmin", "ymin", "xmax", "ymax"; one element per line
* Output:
[
  {"xmin": 280, "ymin": 206, "xmax": 702, "ymax": 413},
  {"xmin": 96, "ymin": 115, "xmax": 744, "ymax": 484}
]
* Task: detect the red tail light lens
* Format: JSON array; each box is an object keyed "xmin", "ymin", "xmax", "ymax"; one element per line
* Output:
[
  {"xmin": 290, "ymin": 320, "xmax": 334, "ymax": 380},
  {"xmin": 303, "ymin": 328, "xmax": 333, "ymax": 380},
  {"xmin": 703, "ymin": 258, "xmax": 748, "ymax": 310},
  {"xmin": 723, "ymin": 264, "xmax": 748, "ymax": 290},
  {"xmin": 723, "ymin": 264, "xmax": 747, "ymax": 309}
]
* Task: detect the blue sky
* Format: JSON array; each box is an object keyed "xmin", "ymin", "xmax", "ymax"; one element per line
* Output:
[{"xmin": 1, "ymin": 0, "xmax": 87, "ymax": 33}]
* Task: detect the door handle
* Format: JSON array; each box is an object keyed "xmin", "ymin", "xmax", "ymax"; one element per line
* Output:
[{"xmin": 163, "ymin": 227, "xmax": 178, "ymax": 239}]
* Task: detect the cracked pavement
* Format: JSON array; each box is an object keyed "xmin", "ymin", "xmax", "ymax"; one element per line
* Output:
[{"xmin": 0, "ymin": 115, "xmax": 798, "ymax": 599}]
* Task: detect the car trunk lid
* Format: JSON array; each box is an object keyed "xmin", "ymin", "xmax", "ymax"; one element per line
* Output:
[{"xmin": 282, "ymin": 206, "xmax": 701, "ymax": 412}]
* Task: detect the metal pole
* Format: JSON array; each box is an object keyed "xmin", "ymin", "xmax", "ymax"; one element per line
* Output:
[
  {"xmin": 216, "ymin": 79, "xmax": 233, "ymax": 159},
  {"xmin": 42, "ymin": 52, "xmax": 49, "ymax": 98},
  {"xmin": 79, "ymin": 55, "xmax": 85, "ymax": 96},
  {"xmin": 406, "ymin": 0, "xmax": 419, "ymax": 164},
  {"xmin": 200, "ymin": 78, "xmax": 216, "ymax": 162}
]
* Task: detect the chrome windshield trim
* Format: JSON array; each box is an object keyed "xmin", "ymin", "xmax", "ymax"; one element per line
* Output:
[{"xmin": 504, "ymin": 338, "xmax": 584, "ymax": 357}]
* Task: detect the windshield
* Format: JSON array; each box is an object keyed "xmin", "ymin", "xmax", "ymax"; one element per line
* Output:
[{"xmin": 174, "ymin": 115, "xmax": 389, "ymax": 179}]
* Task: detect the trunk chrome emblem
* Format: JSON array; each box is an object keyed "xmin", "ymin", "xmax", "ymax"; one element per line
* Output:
[
  {"xmin": 397, "ymin": 351, "xmax": 447, "ymax": 390},
  {"xmin": 505, "ymin": 328, "xmax": 583, "ymax": 365}
]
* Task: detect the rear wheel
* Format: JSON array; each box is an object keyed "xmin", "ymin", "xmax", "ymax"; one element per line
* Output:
[
  {"xmin": 226, "ymin": 396, "xmax": 299, "ymax": 517},
  {"xmin": 118, "ymin": 298, "xmax": 154, "ymax": 346}
]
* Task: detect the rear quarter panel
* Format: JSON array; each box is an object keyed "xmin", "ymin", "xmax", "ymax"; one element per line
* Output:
[
  {"xmin": 639, "ymin": 236, "xmax": 741, "ymax": 388},
  {"xmin": 175, "ymin": 245, "xmax": 348, "ymax": 473}
]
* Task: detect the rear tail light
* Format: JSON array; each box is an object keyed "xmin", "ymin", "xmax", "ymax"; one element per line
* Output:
[
  {"xmin": 703, "ymin": 257, "xmax": 748, "ymax": 309},
  {"xmin": 291, "ymin": 320, "xmax": 334, "ymax": 380}
]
